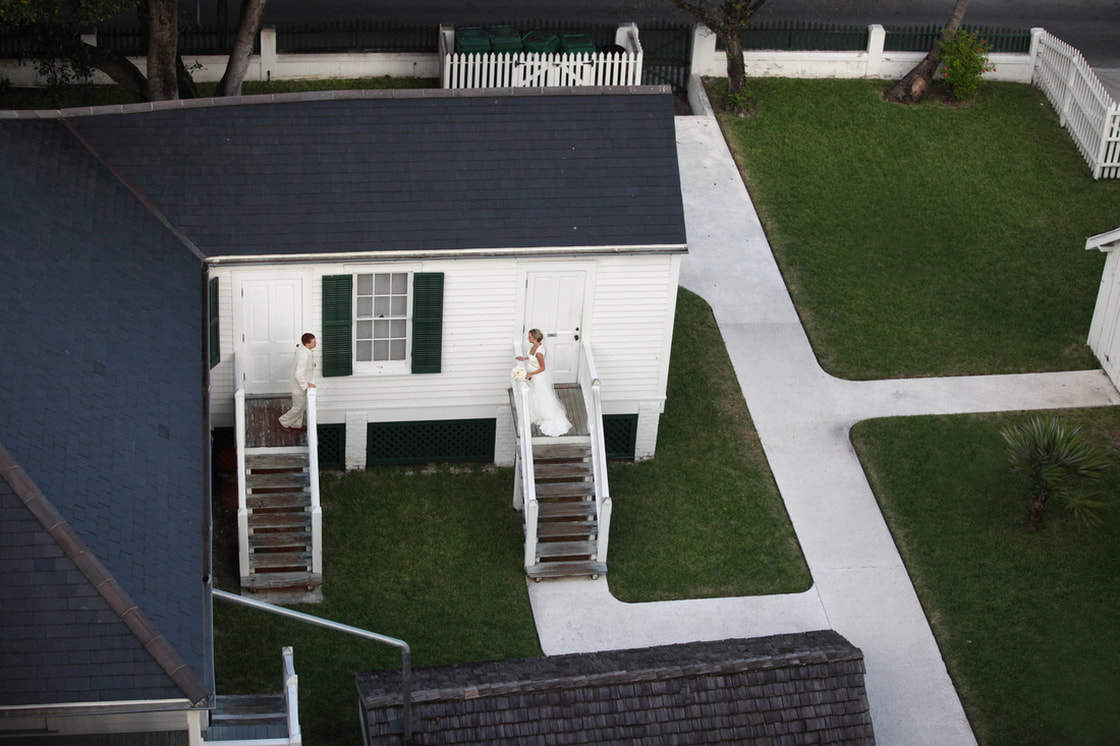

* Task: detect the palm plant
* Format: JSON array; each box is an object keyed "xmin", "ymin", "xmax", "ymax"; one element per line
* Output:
[{"xmin": 1000, "ymin": 416, "xmax": 1110, "ymax": 530}]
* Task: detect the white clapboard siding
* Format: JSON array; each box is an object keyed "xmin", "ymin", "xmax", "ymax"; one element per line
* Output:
[{"xmin": 209, "ymin": 252, "xmax": 682, "ymax": 428}]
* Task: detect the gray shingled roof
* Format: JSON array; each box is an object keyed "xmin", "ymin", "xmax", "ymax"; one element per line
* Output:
[
  {"xmin": 0, "ymin": 119, "xmax": 210, "ymax": 707},
  {"xmin": 66, "ymin": 88, "xmax": 687, "ymax": 258},
  {"xmin": 356, "ymin": 631, "xmax": 876, "ymax": 745}
]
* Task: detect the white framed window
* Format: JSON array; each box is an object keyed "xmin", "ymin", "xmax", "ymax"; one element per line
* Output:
[{"xmin": 355, "ymin": 272, "xmax": 410, "ymax": 373}]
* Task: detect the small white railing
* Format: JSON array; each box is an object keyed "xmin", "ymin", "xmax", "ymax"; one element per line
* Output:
[
  {"xmin": 233, "ymin": 357, "xmax": 250, "ymax": 579},
  {"xmin": 1034, "ymin": 30, "xmax": 1120, "ymax": 179},
  {"xmin": 578, "ymin": 341, "xmax": 612, "ymax": 565},
  {"xmin": 510, "ymin": 343, "xmax": 539, "ymax": 570},
  {"xmin": 306, "ymin": 388, "xmax": 322, "ymax": 576},
  {"xmin": 439, "ymin": 24, "xmax": 643, "ymax": 89},
  {"xmin": 281, "ymin": 647, "xmax": 302, "ymax": 746}
]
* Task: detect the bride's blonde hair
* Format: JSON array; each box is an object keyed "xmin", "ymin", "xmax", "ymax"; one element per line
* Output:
[{"xmin": 529, "ymin": 328, "xmax": 543, "ymax": 342}]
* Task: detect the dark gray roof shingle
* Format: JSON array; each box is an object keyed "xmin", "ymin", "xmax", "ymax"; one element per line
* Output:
[
  {"xmin": 0, "ymin": 119, "xmax": 210, "ymax": 707},
  {"xmin": 356, "ymin": 631, "xmax": 876, "ymax": 745},
  {"xmin": 68, "ymin": 89, "xmax": 687, "ymax": 258}
]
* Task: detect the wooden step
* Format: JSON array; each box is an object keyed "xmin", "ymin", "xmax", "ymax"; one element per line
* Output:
[
  {"xmin": 536, "ymin": 540, "xmax": 596, "ymax": 559},
  {"xmin": 248, "ymin": 531, "xmax": 310, "ymax": 550},
  {"xmin": 533, "ymin": 443, "xmax": 592, "ymax": 461},
  {"xmin": 246, "ymin": 472, "xmax": 310, "ymax": 490},
  {"xmin": 537, "ymin": 501, "xmax": 597, "ymax": 520},
  {"xmin": 211, "ymin": 693, "xmax": 286, "ymax": 724},
  {"xmin": 535, "ymin": 482, "xmax": 595, "ymax": 500},
  {"xmin": 249, "ymin": 512, "xmax": 311, "ymax": 530},
  {"xmin": 526, "ymin": 560, "xmax": 607, "ymax": 580},
  {"xmin": 250, "ymin": 551, "xmax": 312, "ymax": 569},
  {"xmin": 537, "ymin": 520, "xmax": 597, "ymax": 539},
  {"xmin": 534, "ymin": 462, "xmax": 593, "ymax": 480},
  {"xmin": 241, "ymin": 571, "xmax": 322, "ymax": 591},
  {"xmin": 245, "ymin": 452, "xmax": 309, "ymax": 470},
  {"xmin": 247, "ymin": 491, "xmax": 310, "ymax": 510}
]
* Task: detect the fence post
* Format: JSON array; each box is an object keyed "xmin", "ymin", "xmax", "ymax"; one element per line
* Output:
[
  {"xmin": 1028, "ymin": 27, "xmax": 1045, "ymax": 78},
  {"xmin": 866, "ymin": 24, "xmax": 886, "ymax": 78},
  {"xmin": 260, "ymin": 25, "xmax": 277, "ymax": 82},
  {"xmin": 690, "ymin": 24, "xmax": 718, "ymax": 78}
]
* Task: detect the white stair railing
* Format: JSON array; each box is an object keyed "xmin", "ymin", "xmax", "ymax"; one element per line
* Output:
[
  {"xmin": 306, "ymin": 388, "xmax": 322, "ymax": 576},
  {"xmin": 233, "ymin": 357, "xmax": 250, "ymax": 579},
  {"xmin": 578, "ymin": 341, "xmax": 612, "ymax": 565},
  {"xmin": 511, "ymin": 344, "xmax": 539, "ymax": 569},
  {"xmin": 282, "ymin": 647, "xmax": 302, "ymax": 746}
]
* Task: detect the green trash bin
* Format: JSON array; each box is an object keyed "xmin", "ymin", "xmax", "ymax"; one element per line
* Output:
[
  {"xmin": 522, "ymin": 30, "xmax": 560, "ymax": 54},
  {"xmin": 487, "ymin": 25, "xmax": 523, "ymax": 53},
  {"xmin": 560, "ymin": 33, "xmax": 596, "ymax": 55},
  {"xmin": 456, "ymin": 26, "xmax": 491, "ymax": 54}
]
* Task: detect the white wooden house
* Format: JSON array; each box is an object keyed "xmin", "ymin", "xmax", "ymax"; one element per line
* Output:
[
  {"xmin": 1086, "ymin": 226, "xmax": 1120, "ymax": 386},
  {"xmin": 63, "ymin": 85, "xmax": 686, "ymax": 586}
]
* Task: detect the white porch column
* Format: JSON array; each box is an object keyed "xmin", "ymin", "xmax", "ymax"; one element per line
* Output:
[
  {"xmin": 345, "ymin": 411, "xmax": 367, "ymax": 470},
  {"xmin": 633, "ymin": 401, "xmax": 663, "ymax": 462},
  {"xmin": 690, "ymin": 24, "xmax": 719, "ymax": 77}
]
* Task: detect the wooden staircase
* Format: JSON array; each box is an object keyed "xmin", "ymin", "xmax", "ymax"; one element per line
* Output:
[
  {"xmin": 527, "ymin": 439, "xmax": 608, "ymax": 580},
  {"xmin": 205, "ymin": 694, "xmax": 288, "ymax": 742},
  {"xmin": 241, "ymin": 447, "xmax": 322, "ymax": 594}
]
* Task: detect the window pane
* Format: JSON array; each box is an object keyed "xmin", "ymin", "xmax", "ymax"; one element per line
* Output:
[
  {"xmin": 357, "ymin": 340, "xmax": 372, "ymax": 361},
  {"xmin": 391, "ymin": 273, "xmax": 407, "ymax": 293},
  {"xmin": 373, "ymin": 296, "xmax": 389, "ymax": 317},
  {"xmin": 374, "ymin": 274, "xmax": 391, "ymax": 294},
  {"xmin": 373, "ymin": 340, "xmax": 389, "ymax": 360},
  {"xmin": 390, "ymin": 339, "xmax": 406, "ymax": 360},
  {"xmin": 356, "ymin": 297, "xmax": 372, "ymax": 317},
  {"xmin": 357, "ymin": 274, "xmax": 373, "ymax": 295},
  {"xmin": 390, "ymin": 319, "xmax": 406, "ymax": 338},
  {"xmin": 357, "ymin": 320, "xmax": 372, "ymax": 339},
  {"xmin": 390, "ymin": 296, "xmax": 407, "ymax": 316}
]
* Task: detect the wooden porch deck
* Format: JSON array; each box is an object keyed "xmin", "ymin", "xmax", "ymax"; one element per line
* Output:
[
  {"xmin": 245, "ymin": 395, "xmax": 307, "ymax": 448},
  {"xmin": 510, "ymin": 384, "xmax": 589, "ymax": 438}
]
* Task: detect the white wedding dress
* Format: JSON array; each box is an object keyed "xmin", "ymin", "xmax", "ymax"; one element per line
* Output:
[{"xmin": 526, "ymin": 344, "xmax": 571, "ymax": 437}]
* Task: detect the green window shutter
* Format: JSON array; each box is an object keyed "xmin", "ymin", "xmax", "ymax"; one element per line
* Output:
[
  {"xmin": 322, "ymin": 275, "xmax": 353, "ymax": 377},
  {"xmin": 411, "ymin": 272, "xmax": 444, "ymax": 374},
  {"xmin": 208, "ymin": 277, "xmax": 220, "ymax": 369}
]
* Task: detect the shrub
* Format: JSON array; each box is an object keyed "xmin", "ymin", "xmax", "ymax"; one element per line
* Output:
[{"xmin": 939, "ymin": 30, "xmax": 995, "ymax": 101}]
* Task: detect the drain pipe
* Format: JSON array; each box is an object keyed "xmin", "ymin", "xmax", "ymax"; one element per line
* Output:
[{"xmin": 213, "ymin": 589, "xmax": 413, "ymax": 743}]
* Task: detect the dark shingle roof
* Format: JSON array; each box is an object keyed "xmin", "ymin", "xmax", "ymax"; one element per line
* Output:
[
  {"xmin": 0, "ymin": 120, "xmax": 210, "ymax": 707},
  {"xmin": 67, "ymin": 88, "xmax": 687, "ymax": 257},
  {"xmin": 356, "ymin": 631, "xmax": 876, "ymax": 745}
]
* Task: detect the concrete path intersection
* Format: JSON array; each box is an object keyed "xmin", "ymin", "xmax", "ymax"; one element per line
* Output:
[{"xmin": 525, "ymin": 96, "xmax": 1120, "ymax": 744}]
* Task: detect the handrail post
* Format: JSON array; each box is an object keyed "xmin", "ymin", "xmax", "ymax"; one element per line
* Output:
[
  {"xmin": 234, "ymin": 386, "xmax": 249, "ymax": 579},
  {"xmin": 511, "ymin": 342, "xmax": 538, "ymax": 570},
  {"xmin": 306, "ymin": 387, "xmax": 322, "ymax": 575},
  {"xmin": 579, "ymin": 340, "xmax": 612, "ymax": 566}
]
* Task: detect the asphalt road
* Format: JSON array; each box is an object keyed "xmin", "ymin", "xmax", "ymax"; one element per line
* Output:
[{"xmin": 179, "ymin": 0, "xmax": 1119, "ymax": 66}]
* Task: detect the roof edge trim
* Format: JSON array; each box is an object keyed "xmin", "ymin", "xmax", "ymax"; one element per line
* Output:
[
  {"xmin": 0, "ymin": 441, "xmax": 212, "ymax": 706},
  {"xmin": 205, "ymin": 243, "xmax": 689, "ymax": 265}
]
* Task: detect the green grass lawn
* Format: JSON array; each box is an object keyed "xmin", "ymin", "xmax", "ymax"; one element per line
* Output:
[
  {"xmin": 213, "ymin": 287, "xmax": 809, "ymax": 743},
  {"xmin": 712, "ymin": 77, "xmax": 1120, "ymax": 380},
  {"xmin": 851, "ymin": 411, "xmax": 1120, "ymax": 745}
]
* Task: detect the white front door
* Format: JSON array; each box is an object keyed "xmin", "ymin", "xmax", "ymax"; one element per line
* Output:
[
  {"xmin": 239, "ymin": 278, "xmax": 304, "ymax": 394},
  {"xmin": 523, "ymin": 270, "xmax": 587, "ymax": 384}
]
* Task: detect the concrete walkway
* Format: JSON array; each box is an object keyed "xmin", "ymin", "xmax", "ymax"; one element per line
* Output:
[{"xmin": 527, "ymin": 104, "xmax": 1120, "ymax": 744}]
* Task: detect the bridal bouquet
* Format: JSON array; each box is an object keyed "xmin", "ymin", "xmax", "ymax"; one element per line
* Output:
[{"xmin": 511, "ymin": 365, "xmax": 527, "ymax": 381}]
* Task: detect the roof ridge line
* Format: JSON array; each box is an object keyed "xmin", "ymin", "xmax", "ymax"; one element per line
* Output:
[
  {"xmin": 0, "ymin": 441, "xmax": 211, "ymax": 706},
  {"xmin": 59, "ymin": 118, "xmax": 207, "ymax": 263}
]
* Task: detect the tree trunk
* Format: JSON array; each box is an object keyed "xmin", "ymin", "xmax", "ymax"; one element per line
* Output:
[
  {"xmin": 146, "ymin": 0, "xmax": 179, "ymax": 101},
  {"xmin": 215, "ymin": 0, "xmax": 269, "ymax": 97},
  {"xmin": 883, "ymin": 0, "xmax": 971, "ymax": 104},
  {"xmin": 86, "ymin": 44, "xmax": 149, "ymax": 101},
  {"xmin": 723, "ymin": 31, "xmax": 749, "ymax": 112},
  {"xmin": 1028, "ymin": 492, "xmax": 1048, "ymax": 531}
]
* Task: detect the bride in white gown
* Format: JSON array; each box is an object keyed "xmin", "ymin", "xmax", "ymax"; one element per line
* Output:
[{"xmin": 518, "ymin": 329, "xmax": 571, "ymax": 437}]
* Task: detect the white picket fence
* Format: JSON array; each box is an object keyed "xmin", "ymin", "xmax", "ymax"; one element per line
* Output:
[
  {"xmin": 439, "ymin": 24, "xmax": 642, "ymax": 89},
  {"xmin": 1033, "ymin": 31, "xmax": 1120, "ymax": 179}
]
